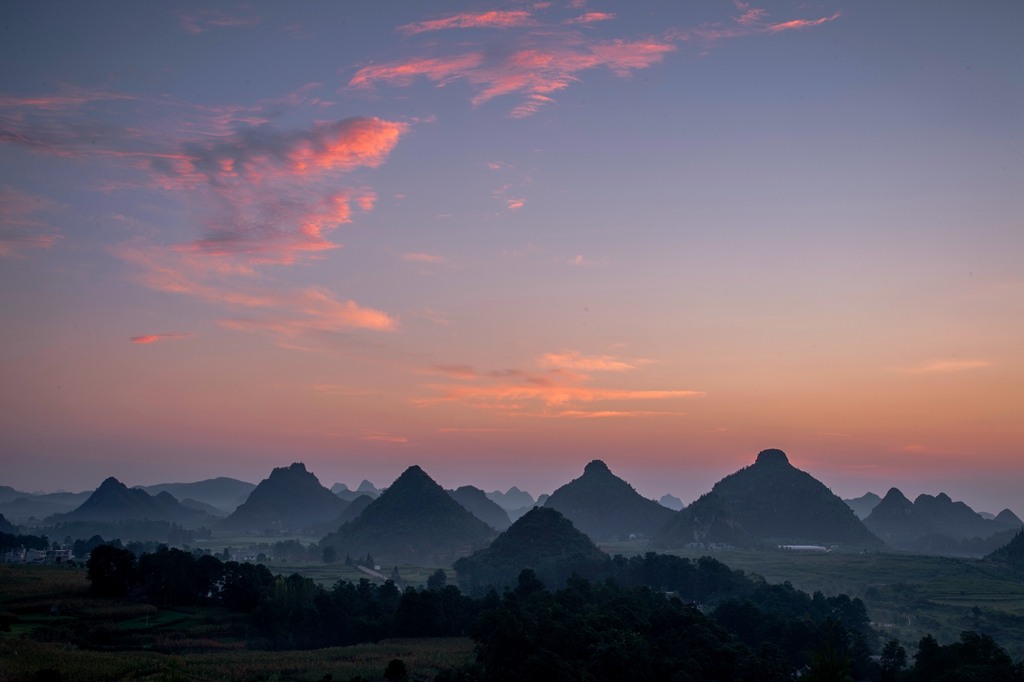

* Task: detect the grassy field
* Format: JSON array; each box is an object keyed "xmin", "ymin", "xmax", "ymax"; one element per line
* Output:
[
  {"xmin": 627, "ymin": 546, "xmax": 1024, "ymax": 660},
  {"xmin": 4, "ymin": 546, "xmax": 1022, "ymax": 678},
  {"xmin": 0, "ymin": 637, "xmax": 475, "ymax": 682}
]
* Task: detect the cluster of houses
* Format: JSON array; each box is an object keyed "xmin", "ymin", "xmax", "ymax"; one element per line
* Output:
[{"xmin": 2, "ymin": 547, "xmax": 74, "ymax": 564}]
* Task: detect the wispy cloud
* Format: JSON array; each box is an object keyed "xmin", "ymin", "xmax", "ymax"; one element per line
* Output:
[
  {"xmin": 348, "ymin": 3, "xmax": 838, "ymax": 118},
  {"xmin": 360, "ymin": 430, "xmax": 407, "ymax": 443},
  {"xmin": 437, "ymin": 427, "xmax": 515, "ymax": 433},
  {"xmin": 402, "ymin": 252, "xmax": 445, "ymax": 263},
  {"xmin": 418, "ymin": 365, "xmax": 702, "ymax": 417},
  {"xmin": 0, "ymin": 186, "xmax": 61, "ymax": 257},
  {"xmin": 427, "ymin": 364, "xmax": 478, "ymax": 379},
  {"xmin": 538, "ymin": 350, "xmax": 636, "ymax": 372},
  {"xmin": 174, "ymin": 7, "xmax": 262, "ymax": 35},
  {"xmin": 347, "ymin": 37, "xmax": 674, "ymax": 118},
  {"xmin": 564, "ymin": 12, "xmax": 616, "ymax": 25},
  {"xmin": 130, "ymin": 333, "xmax": 196, "ymax": 344},
  {"xmin": 895, "ymin": 360, "xmax": 992, "ymax": 374},
  {"xmin": 397, "ymin": 11, "xmax": 535, "ymax": 36},
  {"xmin": 310, "ymin": 384, "xmax": 372, "ymax": 396}
]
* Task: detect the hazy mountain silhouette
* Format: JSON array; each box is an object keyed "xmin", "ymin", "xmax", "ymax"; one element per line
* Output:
[
  {"xmin": 0, "ymin": 490, "xmax": 93, "ymax": 523},
  {"xmin": 708, "ymin": 449, "xmax": 883, "ymax": 546},
  {"xmin": 543, "ymin": 460, "xmax": 677, "ymax": 541},
  {"xmin": 218, "ymin": 463, "xmax": 347, "ymax": 532},
  {"xmin": 486, "ymin": 487, "xmax": 535, "ymax": 511},
  {"xmin": 320, "ymin": 465, "xmax": 495, "ymax": 563},
  {"xmin": 332, "ymin": 480, "xmax": 381, "ymax": 502},
  {"xmin": 0, "ymin": 513, "xmax": 16, "ymax": 534},
  {"xmin": 652, "ymin": 493, "xmax": 761, "ymax": 549},
  {"xmin": 310, "ymin": 494, "xmax": 376, "ymax": 536},
  {"xmin": 659, "ymin": 494, "xmax": 685, "ymax": 511},
  {"xmin": 48, "ymin": 477, "xmax": 215, "ymax": 525},
  {"xmin": 844, "ymin": 492, "xmax": 882, "ymax": 520},
  {"xmin": 0, "ymin": 486, "xmax": 27, "ymax": 504},
  {"xmin": 453, "ymin": 506, "xmax": 608, "ymax": 590},
  {"xmin": 137, "ymin": 478, "xmax": 256, "ymax": 514},
  {"xmin": 864, "ymin": 488, "xmax": 1022, "ymax": 553},
  {"xmin": 987, "ymin": 529, "xmax": 1024, "ymax": 573},
  {"xmin": 179, "ymin": 498, "xmax": 226, "ymax": 517},
  {"xmin": 448, "ymin": 486, "xmax": 512, "ymax": 530}
]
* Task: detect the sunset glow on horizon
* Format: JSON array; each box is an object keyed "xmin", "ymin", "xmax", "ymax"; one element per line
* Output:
[{"xmin": 1, "ymin": 2, "xmax": 1021, "ymax": 514}]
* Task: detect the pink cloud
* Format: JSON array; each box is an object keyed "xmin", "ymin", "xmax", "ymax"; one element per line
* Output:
[
  {"xmin": 347, "ymin": 37, "xmax": 674, "ymax": 118},
  {"xmin": 894, "ymin": 360, "xmax": 991, "ymax": 374},
  {"xmin": 130, "ymin": 333, "xmax": 196, "ymax": 344},
  {"xmin": 174, "ymin": 8, "xmax": 262, "ymax": 34},
  {"xmin": 397, "ymin": 11, "xmax": 535, "ymax": 35},
  {"xmin": 506, "ymin": 198, "xmax": 525, "ymax": 210},
  {"xmin": 0, "ymin": 186, "xmax": 61, "ymax": 257}
]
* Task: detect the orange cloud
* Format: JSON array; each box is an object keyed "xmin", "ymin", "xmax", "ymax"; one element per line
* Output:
[
  {"xmin": 506, "ymin": 198, "xmax": 525, "ymax": 210},
  {"xmin": 114, "ymin": 242, "xmax": 396, "ymax": 347},
  {"xmin": 0, "ymin": 186, "xmax": 61, "ymax": 257},
  {"xmin": 397, "ymin": 11, "xmax": 535, "ymax": 35},
  {"xmin": 895, "ymin": 360, "xmax": 992, "ymax": 374},
  {"xmin": 130, "ymin": 333, "xmax": 196, "ymax": 344},
  {"xmin": 538, "ymin": 350, "xmax": 635, "ymax": 372},
  {"xmin": 419, "ymin": 366, "xmax": 702, "ymax": 417}
]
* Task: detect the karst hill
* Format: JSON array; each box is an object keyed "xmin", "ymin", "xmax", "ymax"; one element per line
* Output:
[
  {"xmin": 543, "ymin": 460, "xmax": 675, "ymax": 541},
  {"xmin": 864, "ymin": 487, "xmax": 1022, "ymax": 553},
  {"xmin": 708, "ymin": 449, "xmax": 884, "ymax": 547},
  {"xmin": 454, "ymin": 506, "xmax": 608, "ymax": 590},
  {"xmin": 652, "ymin": 493, "xmax": 761, "ymax": 550},
  {"xmin": 217, "ymin": 463, "xmax": 348, "ymax": 532},
  {"xmin": 48, "ymin": 477, "xmax": 216, "ymax": 526},
  {"xmin": 320, "ymin": 465, "xmax": 496, "ymax": 563},
  {"xmin": 448, "ymin": 486, "xmax": 512, "ymax": 530}
]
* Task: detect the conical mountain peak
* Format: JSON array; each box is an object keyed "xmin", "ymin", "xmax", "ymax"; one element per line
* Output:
[
  {"xmin": 710, "ymin": 450, "xmax": 883, "ymax": 546},
  {"xmin": 321, "ymin": 464, "xmax": 495, "ymax": 562},
  {"xmin": 544, "ymin": 460, "xmax": 674, "ymax": 541},
  {"xmin": 453, "ymin": 506, "xmax": 607, "ymax": 589},
  {"xmin": 219, "ymin": 462, "xmax": 346, "ymax": 532},
  {"xmin": 755, "ymin": 449, "xmax": 789, "ymax": 466}
]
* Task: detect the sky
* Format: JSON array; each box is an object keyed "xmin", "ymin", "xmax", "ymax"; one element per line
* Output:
[{"xmin": 0, "ymin": 1, "xmax": 1021, "ymax": 514}]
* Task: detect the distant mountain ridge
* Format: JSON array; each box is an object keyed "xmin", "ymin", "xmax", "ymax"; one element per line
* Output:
[
  {"xmin": 48, "ymin": 477, "xmax": 216, "ymax": 526},
  {"xmin": 0, "ymin": 490, "xmax": 93, "ymax": 524},
  {"xmin": 332, "ymin": 480, "xmax": 381, "ymax": 502},
  {"xmin": 864, "ymin": 488, "xmax": 1022, "ymax": 554},
  {"xmin": 218, "ymin": 463, "xmax": 348, "ymax": 532},
  {"xmin": 486, "ymin": 487, "xmax": 535, "ymax": 511},
  {"xmin": 137, "ymin": 478, "xmax": 256, "ymax": 514},
  {"xmin": 320, "ymin": 465, "xmax": 496, "ymax": 563},
  {"xmin": 708, "ymin": 449, "xmax": 884, "ymax": 547},
  {"xmin": 543, "ymin": 460, "xmax": 675, "ymax": 541},
  {"xmin": 448, "ymin": 486, "xmax": 512, "ymax": 530},
  {"xmin": 844, "ymin": 492, "xmax": 882, "ymax": 520}
]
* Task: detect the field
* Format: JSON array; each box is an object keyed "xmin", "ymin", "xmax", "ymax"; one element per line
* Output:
[
  {"xmin": 4, "ymin": 547, "xmax": 1023, "ymax": 680},
  {"xmin": 646, "ymin": 546, "xmax": 1024, "ymax": 660},
  {"xmin": 0, "ymin": 565, "xmax": 473, "ymax": 681}
]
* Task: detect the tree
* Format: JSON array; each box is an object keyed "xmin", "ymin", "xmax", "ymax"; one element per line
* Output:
[
  {"xmin": 322, "ymin": 546, "xmax": 337, "ymax": 563},
  {"xmin": 427, "ymin": 569, "xmax": 447, "ymax": 590},
  {"xmin": 880, "ymin": 639, "xmax": 906, "ymax": 682},
  {"xmin": 383, "ymin": 659, "xmax": 407, "ymax": 681},
  {"xmin": 87, "ymin": 544, "xmax": 137, "ymax": 597}
]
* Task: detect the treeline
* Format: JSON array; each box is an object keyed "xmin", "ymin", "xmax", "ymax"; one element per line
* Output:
[
  {"xmin": 0, "ymin": 530, "xmax": 49, "ymax": 552},
  {"xmin": 82, "ymin": 545, "xmax": 1023, "ymax": 680}
]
